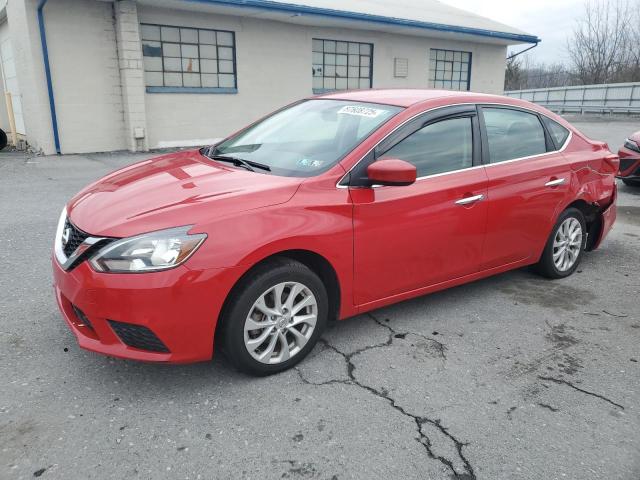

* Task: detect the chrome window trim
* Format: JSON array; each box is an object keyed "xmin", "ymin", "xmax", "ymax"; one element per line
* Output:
[
  {"xmin": 336, "ymin": 102, "xmax": 573, "ymax": 189},
  {"xmin": 54, "ymin": 208, "xmax": 110, "ymax": 271}
]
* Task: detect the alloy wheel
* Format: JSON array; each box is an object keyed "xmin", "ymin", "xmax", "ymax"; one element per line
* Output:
[
  {"xmin": 243, "ymin": 282, "xmax": 318, "ymax": 364},
  {"xmin": 552, "ymin": 217, "xmax": 583, "ymax": 272}
]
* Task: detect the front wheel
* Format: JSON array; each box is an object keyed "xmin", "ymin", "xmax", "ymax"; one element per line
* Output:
[
  {"xmin": 220, "ymin": 259, "xmax": 328, "ymax": 376},
  {"xmin": 535, "ymin": 208, "xmax": 586, "ymax": 279}
]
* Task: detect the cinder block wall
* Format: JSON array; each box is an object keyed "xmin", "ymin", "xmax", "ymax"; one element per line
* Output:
[
  {"xmin": 43, "ymin": 0, "xmax": 126, "ymax": 153},
  {"xmin": 5, "ymin": 0, "xmax": 126, "ymax": 154},
  {"xmin": 138, "ymin": 5, "xmax": 507, "ymax": 149},
  {"xmin": 7, "ymin": 0, "xmax": 507, "ymax": 154}
]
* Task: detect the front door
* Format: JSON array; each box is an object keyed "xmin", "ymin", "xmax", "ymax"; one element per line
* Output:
[{"xmin": 351, "ymin": 106, "xmax": 488, "ymax": 306}]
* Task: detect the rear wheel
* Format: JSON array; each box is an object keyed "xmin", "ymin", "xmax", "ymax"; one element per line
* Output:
[
  {"xmin": 536, "ymin": 208, "xmax": 586, "ymax": 279},
  {"xmin": 622, "ymin": 178, "xmax": 640, "ymax": 187},
  {"xmin": 220, "ymin": 258, "xmax": 328, "ymax": 376}
]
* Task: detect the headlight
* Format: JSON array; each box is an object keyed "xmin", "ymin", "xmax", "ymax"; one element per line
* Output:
[
  {"xmin": 624, "ymin": 139, "xmax": 640, "ymax": 153},
  {"xmin": 89, "ymin": 226, "xmax": 207, "ymax": 273}
]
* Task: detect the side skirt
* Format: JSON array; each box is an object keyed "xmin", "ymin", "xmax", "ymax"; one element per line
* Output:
[{"xmin": 349, "ymin": 257, "xmax": 535, "ymax": 317}]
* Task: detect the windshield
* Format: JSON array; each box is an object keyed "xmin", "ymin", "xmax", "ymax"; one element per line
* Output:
[{"xmin": 210, "ymin": 99, "xmax": 403, "ymax": 177}]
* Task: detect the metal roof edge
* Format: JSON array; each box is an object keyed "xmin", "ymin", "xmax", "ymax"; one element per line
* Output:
[{"xmin": 181, "ymin": 0, "xmax": 541, "ymax": 44}]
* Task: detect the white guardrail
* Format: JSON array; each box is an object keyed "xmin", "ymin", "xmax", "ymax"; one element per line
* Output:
[{"xmin": 505, "ymin": 82, "xmax": 640, "ymax": 114}]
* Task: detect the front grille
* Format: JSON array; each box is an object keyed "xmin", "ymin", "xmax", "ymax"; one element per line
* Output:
[
  {"xmin": 108, "ymin": 320, "xmax": 170, "ymax": 353},
  {"xmin": 72, "ymin": 305, "xmax": 93, "ymax": 330},
  {"xmin": 63, "ymin": 219, "xmax": 90, "ymax": 257}
]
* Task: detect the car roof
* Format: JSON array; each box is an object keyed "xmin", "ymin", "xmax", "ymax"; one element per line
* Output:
[{"xmin": 315, "ymin": 88, "xmax": 514, "ymax": 108}]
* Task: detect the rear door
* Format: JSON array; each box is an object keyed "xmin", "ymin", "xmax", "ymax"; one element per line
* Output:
[
  {"xmin": 478, "ymin": 106, "xmax": 573, "ymax": 270},
  {"xmin": 351, "ymin": 105, "xmax": 489, "ymax": 305}
]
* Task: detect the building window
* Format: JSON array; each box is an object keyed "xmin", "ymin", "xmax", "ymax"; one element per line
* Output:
[
  {"xmin": 429, "ymin": 49, "xmax": 471, "ymax": 91},
  {"xmin": 140, "ymin": 23, "xmax": 237, "ymax": 92},
  {"xmin": 312, "ymin": 38, "xmax": 373, "ymax": 93}
]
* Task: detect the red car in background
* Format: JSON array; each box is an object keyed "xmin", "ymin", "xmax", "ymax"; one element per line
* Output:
[
  {"xmin": 618, "ymin": 131, "xmax": 640, "ymax": 186},
  {"xmin": 52, "ymin": 89, "xmax": 618, "ymax": 376}
]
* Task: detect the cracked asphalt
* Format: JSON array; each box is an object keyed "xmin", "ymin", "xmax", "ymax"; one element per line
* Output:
[{"xmin": 1, "ymin": 117, "xmax": 639, "ymax": 480}]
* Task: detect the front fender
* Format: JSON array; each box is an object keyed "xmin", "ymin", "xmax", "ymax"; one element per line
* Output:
[{"xmin": 186, "ymin": 193, "xmax": 355, "ymax": 318}]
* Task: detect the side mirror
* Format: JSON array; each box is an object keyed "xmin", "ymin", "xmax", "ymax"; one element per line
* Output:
[{"xmin": 367, "ymin": 158, "xmax": 417, "ymax": 186}]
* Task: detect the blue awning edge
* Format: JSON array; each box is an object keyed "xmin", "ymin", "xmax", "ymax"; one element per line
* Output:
[{"xmin": 183, "ymin": 0, "xmax": 541, "ymax": 44}]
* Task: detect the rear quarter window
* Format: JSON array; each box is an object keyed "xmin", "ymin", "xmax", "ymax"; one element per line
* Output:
[{"xmin": 542, "ymin": 117, "xmax": 570, "ymax": 149}]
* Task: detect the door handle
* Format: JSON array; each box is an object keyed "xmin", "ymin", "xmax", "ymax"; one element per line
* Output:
[
  {"xmin": 545, "ymin": 178, "xmax": 566, "ymax": 187},
  {"xmin": 455, "ymin": 194, "xmax": 484, "ymax": 206}
]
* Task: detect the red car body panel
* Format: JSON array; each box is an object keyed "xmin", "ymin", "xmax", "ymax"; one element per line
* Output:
[
  {"xmin": 352, "ymin": 167, "xmax": 489, "ymax": 304},
  {"xmin": 68, "ymin": 150, "xmax": 303, "ymax": 239},
  {"xmin": 618, "ymin": 130, "xmax": 640, "ymax": 179},
  {"xmin": 53, "ymin": 90, "xmax": 618, "ymax": 363},
  {"xmin": 53, "ymin": 259, "xmax": 244, "ymax": 362}
]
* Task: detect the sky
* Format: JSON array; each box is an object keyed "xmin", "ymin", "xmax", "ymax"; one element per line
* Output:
[{"xmin": 439, "ymin": 0, "xmax": 584, "ymax": 65}]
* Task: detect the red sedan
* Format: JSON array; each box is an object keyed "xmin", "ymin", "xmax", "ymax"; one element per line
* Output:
[
  {"xmin": 52, "ymin": 90, "xmax": 618, "ymax": 375},
  {"xmin": 618, "ymin": 130, "xmax": 640, "ymax": 186}
]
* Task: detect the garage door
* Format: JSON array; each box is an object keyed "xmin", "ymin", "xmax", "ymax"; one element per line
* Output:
[{"xmin": 0, "ymin": 21, "xmax": 26, "ymax": 135}]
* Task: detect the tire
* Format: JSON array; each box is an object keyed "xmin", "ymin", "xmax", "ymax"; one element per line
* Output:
[
  {"xmin": 535, "ymin": 207, "xmax": 587, "ymax": 279},
  {"xmin": 622, "ymin": 178, "xmax": 640, "ymax": 187},
  {"xmin": 220, "ymin": 258, "xmax": 328, "ymax": 376}
]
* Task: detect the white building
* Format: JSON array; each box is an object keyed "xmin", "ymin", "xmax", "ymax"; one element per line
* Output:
[{"xmin": 0, "ymin": 0, "xmax": 538, "ymax": 155}]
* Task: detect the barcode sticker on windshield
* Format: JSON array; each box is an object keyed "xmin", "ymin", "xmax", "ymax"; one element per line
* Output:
[{"xmin": 337, "ymin": 105, "xmax": 385, "ymax": 118}]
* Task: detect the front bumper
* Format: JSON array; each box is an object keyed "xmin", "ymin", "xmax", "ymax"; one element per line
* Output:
[
  {"xmin": 52, "ymin": 257, "xmax": 241, "ymax": 363},
  {"xmin": 617, "ymin": 146, "xmax": 640, "ymax": 179}
]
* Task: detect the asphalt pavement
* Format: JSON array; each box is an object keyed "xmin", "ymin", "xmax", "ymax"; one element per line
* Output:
[{"xmin": 0, "ymin": 117, "xmax": 638, "ymax": 480}]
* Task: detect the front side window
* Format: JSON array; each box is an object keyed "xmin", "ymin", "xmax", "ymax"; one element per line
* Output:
[
  {"xmin": 212, "ymin": 100, "xmax": 402, "ymax": 177},
  {"xmin": 380, "ymin": 117, "xmax": 474, "ymax": 177},
  {"xmin": 429, "ymin": 49, "xmax": 471, "ymax": 91},
  {"xmin": 312, "ymin": 39, "xmax": 373, "ymax": 93},
  {"xmin": 141, "ymin": 23, "xmax": 236, "ymax": 91},
  {"xmin": 482, "ymin": 108, "xmax": 547, "ymax": 163}
]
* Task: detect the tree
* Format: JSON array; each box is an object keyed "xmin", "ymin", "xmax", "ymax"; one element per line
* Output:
[
  {"xmin": 567, "ymin": 0, "xmax": 635, "ymax": 84},
  {"xmin": 505, "ymin": 54, "xmax": 524, "ymax": 90},
  {"xmin": 506, "ymin": 0, "xmax": 640, "ymax": 90}
]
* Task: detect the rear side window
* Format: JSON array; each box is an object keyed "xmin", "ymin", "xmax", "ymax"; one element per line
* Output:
[
  {"xmin": 542, "ymin": 116, "xmax": 570, "ymax": 149},
  {"xmin": 482, "ymin": 108, "xmax": 547, "ymax": 163},
  {"xmin": 380, "ymin": 117, "xmax": 473, "ymax": 177}
]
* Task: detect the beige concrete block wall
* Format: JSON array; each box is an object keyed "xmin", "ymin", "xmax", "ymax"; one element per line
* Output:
[
  {"xmin": 139, "ymin": 5, "xmax": 507, "ymax": 149},
  {"xmin": 139, "ymin": 6, "xmax": 312, "ymax": 149},
  {"xmin": 43, "ymin": 0, "xmax": 126, "ymax": 153},
  {"xmin": 5, "ymin": 0, "xmax": 126, "ymax": 154},
  {"xmin": 0, "ymin": 33, "xmax": 10, "ymax": 135},
  {"xmin": 5, "ymin": 0, "xmax": 56, "ymax": 154},
  {"xmin": 5, "ymin": 0, "xmax": 508, "ymax": 154},
  {"xmin": 115, "ymin": 0, "xmax": 148, "ymax": 152}
]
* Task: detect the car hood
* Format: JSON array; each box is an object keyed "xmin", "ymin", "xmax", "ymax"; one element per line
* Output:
[{"xmin": 67, "ymin": 149, "xmax": 303, "ymax": 238}]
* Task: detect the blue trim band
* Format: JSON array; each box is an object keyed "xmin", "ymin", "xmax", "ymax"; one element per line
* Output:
[
  {"xmin": 313, "ymin": 88, "xmax": 340, "ymax": 95},
  {"xmin": 37, "ymin": 0, "xmax": 61, "ymax": 154},
  {"xmin": 146, "ymin": 86, "xmax": 238, "ymax": 94},
  {"xmin": 182, "ymin": 0, "xmax": 540, "ymax": 44}
]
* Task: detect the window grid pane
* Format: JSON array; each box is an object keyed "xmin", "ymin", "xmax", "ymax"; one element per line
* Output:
[
  {"xmin": 312, "ymin": 38, "xmax": 373, "ymax": 91},
  {"xmin": 428, "ymin": 49, "xmax": 471, "ymax": 91},
  {"xmin": 141, "ymin": 23, "xmax": 236, "ymax": 89}
]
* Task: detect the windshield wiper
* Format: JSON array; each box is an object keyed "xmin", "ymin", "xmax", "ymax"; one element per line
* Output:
[{"xmin": 206, "ymin": 153, "xmax": 271, "ymax": 172}]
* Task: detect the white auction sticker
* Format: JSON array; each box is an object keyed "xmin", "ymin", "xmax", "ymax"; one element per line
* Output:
[{"xmin": 337, "ymin": 105, "xmax": 385, "ymax": 118}]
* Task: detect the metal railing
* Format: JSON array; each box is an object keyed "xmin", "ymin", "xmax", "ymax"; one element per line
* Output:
[{"xmin": 505, "ymin": 82, "xmax": 640, "ymax": 114}]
